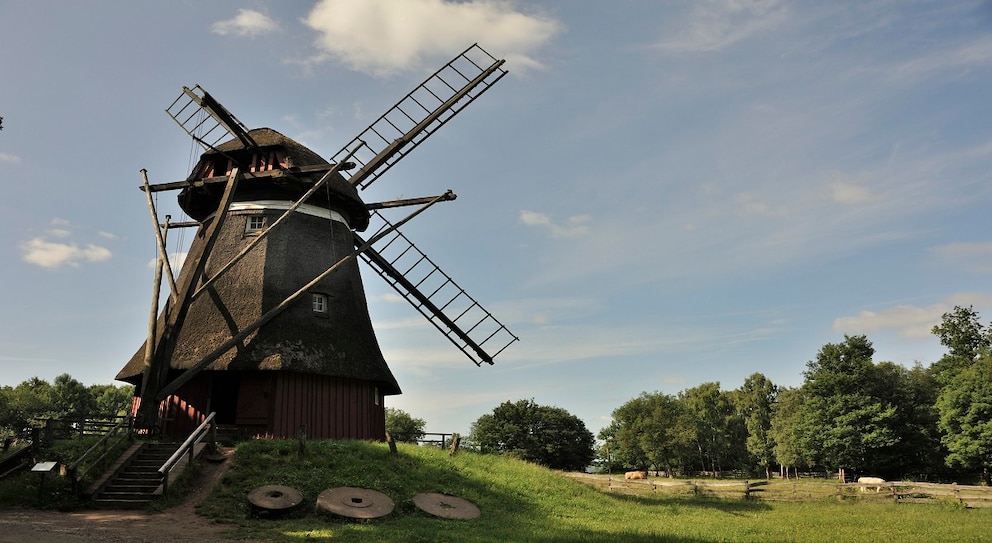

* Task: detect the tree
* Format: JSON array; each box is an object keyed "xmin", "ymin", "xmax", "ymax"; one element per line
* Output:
[
  {"xmin": 678, "ymin": 382, "xmax": 739, "ymax": 474},
  {"xmin": 936, "ymin": 355, "xmax": 992, "ymax": 485},
  {"xmin": 600, "ymin": 392, "xmax": 690, "ymax": 476},
  {"xmin": 868, "ymin": 362, "xmax": 944, "ymax": 478},
  {"xmin": 0, "ymin": 378, "xmax": 54, "ymax": 435},
  {"xmin": 51, "ymin": 373, "xmax": 97, "ymax": 419},
  {"xmin": 385, "ymin": 407, "xmax": 426, "ymax": 443},
  {"xmin": 737, "ymin": 373, "xmax": 778, "ymax": 478},
  {"xmin": 90, "ymin": 384, "xmax": 135, "ymax": 417},
  {"xmin": 471, "ymin": 399, "xmax": 595, "ymax": 471},
  {"xmin": 769, "ymin": 386, "xmax": 805, "ymax": 478},
  {"xmin": 930, "ymin": 306, "xmax": 992, "ymax": 384},
  {"xmin": 797, "ymin": 335, "xmax": 900, "ymax": 478}
]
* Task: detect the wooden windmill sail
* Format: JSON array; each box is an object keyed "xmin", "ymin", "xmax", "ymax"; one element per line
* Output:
[{"xmin": 116, "ymin": 44, "xmax": 518, "ymax": 439}]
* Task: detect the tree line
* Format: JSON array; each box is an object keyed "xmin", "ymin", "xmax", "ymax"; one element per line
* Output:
[
  {"xmin": 0, "ymin": 374, "xmax": 133, "ymax": 437},
  {"xmin": 598, "ymin": 306, "xmax": 992, "ymax": 483}
]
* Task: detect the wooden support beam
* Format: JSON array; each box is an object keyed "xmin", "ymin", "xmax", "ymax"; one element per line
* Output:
[
  {"xmin": 366, "ymin": 192, "xmax": 457, "ymax": 210},
  {"xmin": 142, "ymin": 171, "xmax": 179, "ymax": 300},
  {"xmin": 136, "ymin": 168, "xmax": 242, "ymax": 427}
]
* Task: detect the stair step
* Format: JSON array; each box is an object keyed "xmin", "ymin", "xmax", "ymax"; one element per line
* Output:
[
  {"xmin": 89, "ymin": 441, "xmax": 200, "ymax": 506},
  {"xmin": 102, "ymin": 483, "xmax": 159, "ymax": 495},
  {"xmin": 116, "ymin": 474, "xmax": 162, "ymax": 482},
  {"xmin": 98, "ymin": 491, "xmax": 160, "ymax": 501}
]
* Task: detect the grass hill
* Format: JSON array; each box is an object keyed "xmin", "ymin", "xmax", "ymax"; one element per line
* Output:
[{"xmin": 192, "ymin": 439, "xmax": 992, "ymax": 542}]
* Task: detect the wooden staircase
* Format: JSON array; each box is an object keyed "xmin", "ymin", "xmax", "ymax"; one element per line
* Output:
[{"xmin": 89, "ymin": 442, "xmax": 179, "ymax": 508}]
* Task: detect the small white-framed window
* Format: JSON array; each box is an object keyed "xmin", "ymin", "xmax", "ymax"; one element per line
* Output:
[
  {"xmin": 312, "ymin": 293, "xmax": 328, "ymax": 314},
  {"xmin": 374, "ymin": 387, "xmax": 379, "ymax": 406},
  {"xmin": 245, "ymin": 215, "xmax": 265, "ymax": 233}
]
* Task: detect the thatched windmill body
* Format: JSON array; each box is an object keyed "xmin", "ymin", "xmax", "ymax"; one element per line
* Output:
[{"xmin": 116, "ymin": 45, "xmax": 517, "ymax": 440}]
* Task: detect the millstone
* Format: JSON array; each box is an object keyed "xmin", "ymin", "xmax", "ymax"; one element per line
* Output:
[
  {"xmin": 412, "ymin": 492, "xmax": 481, "ymax": 519},
  {"xmin": 247, "ymin": 485, "xmax": 304, "ymax": 513},
  {"xmin": 316, "ymin": 487, "xmax": 394, "ymax": 519}
]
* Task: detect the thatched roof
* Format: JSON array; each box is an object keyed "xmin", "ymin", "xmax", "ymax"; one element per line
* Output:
[{"xmin": 118, "ymin": 180, "xmax": 399, "ymax": 395}]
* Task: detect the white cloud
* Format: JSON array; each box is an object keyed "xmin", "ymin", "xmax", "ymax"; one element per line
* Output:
[
  {"xmin": 21, "ymin": 238, "xmax": 112, "ymax": 269},
  {"xmin": 303, "ymin": 0, "xmax": 560, "ymax": 76},
  {"xmin": 211, "ymin": 9, "xmax": 280, "ymax": 37},
  {"xmin": 0, "ymin": 152, "xmax": 21, "ymax": 164},
  {"xmin": 519, "ymin": 210, "xmax": 590, "ymax": 238},
  {"xmin": 833, "ymin": 293, "xmax": 992, "ymax": 339}
]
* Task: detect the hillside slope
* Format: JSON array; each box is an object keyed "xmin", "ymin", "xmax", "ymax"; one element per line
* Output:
[{"xmin": 195, "ymin": 439, "xmax": 992, "ymax": 542}]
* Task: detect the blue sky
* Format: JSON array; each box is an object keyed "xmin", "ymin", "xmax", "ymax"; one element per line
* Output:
[{"xmin": 2, "ymin": 1, "xmax": 991, "ymax": 437}]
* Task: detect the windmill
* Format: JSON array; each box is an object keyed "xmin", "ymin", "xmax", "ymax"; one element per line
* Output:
[{"xmin": 116, "ymin": 44, "xmax": 518, "ymax": 440}]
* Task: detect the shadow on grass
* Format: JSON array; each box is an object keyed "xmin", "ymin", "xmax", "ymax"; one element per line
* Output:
[
  {"xmin": 195, "ymin": 439, "xmax": 562, "ymax": 540},
  {"xmin": 604, "ymin": 491, "xmax": 773, "ymax": 514}
]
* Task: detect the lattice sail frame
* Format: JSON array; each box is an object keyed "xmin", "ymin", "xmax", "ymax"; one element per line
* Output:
[
  {"xmin": 358, "ymin": 209, "xmax": 518, "ymax": 366},
  {"xmin": 331, "ymin": 44, "xmax": 508, "ymax": 190}
]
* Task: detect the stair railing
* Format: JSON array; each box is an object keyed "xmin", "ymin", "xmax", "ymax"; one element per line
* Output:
[
  {"xmin": 158, "ymin": 412, "xmax": 216, "ymax": 495},
  {"xmin": 66, "ymin": 415, "xmax": 134, "ymax": 494}
]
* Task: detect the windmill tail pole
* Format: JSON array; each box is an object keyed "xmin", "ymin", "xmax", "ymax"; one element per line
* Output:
[
  {"xmin": 142, "ymin": 170, "xmax": 179, "ymax": 300},
  {"xmin": 137, "ymin": 245, "xmax": 165, "ymax": 410},
  {"xmin": 154, "ymin": 191, "xmax": 453, "ymax": 401}
]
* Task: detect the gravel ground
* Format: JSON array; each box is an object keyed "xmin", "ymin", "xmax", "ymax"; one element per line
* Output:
[{"xmin": 0, "ymin": 451, "xmax": 258, "ymax": 543}]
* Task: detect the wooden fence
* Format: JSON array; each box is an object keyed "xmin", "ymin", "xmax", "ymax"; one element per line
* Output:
[{"xmin": 564, "ymin": 473, "xmax": 992, "ymax": 508}]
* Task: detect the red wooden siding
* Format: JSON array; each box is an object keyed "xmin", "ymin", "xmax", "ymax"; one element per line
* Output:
[
  {"xmin": 131, "ymin": 372, "xmax": 385, "ymax": 440},
  {"xmin": 271, "ymin": 373, "xmax": 384, "ymax": 440}
]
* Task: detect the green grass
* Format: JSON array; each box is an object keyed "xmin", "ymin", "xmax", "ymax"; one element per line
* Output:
[{"xmin": 196, "ymin": 440, "xmax": 992, "ymax": 542}]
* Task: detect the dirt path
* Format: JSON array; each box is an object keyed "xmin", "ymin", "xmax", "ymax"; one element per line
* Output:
[{"xmin": 0, "ymin": 449, "xmax": 257, "ymax": 543}]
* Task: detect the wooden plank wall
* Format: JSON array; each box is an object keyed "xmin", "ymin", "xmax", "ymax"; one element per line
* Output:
[{"xmin": 270, "ymin": 373, "xmax": 384, "ymax": 440}]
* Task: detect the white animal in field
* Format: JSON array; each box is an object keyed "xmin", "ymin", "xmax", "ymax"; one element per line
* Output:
[
  {"xmin": 857, "ymin": 476, "xmax": 885, "ymax": 492},
  {"xmin": 625, "ymin": 471, "xmax": 647, "ymax": 480}
]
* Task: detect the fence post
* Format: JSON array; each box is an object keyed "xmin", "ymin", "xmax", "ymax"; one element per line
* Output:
[{"xmin": 744, "ymin": 481, "xmax": 750, "ymax": 499}]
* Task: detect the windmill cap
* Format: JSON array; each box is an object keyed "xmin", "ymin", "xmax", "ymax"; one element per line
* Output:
[{"xmin": 181, "ymin": 127, "xmax": 370, "ymax": 231}]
